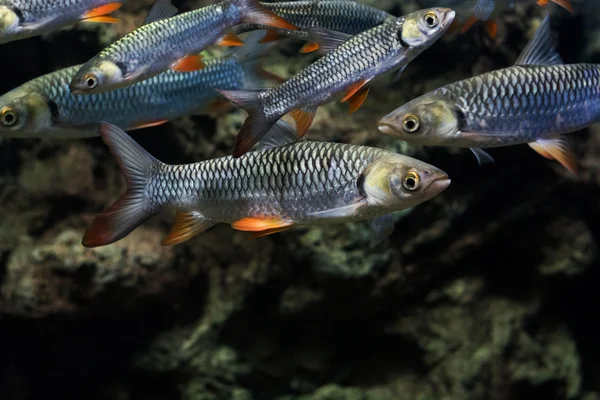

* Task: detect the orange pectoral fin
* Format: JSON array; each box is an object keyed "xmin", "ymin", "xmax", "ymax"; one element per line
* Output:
[
  {"xmin": 171, "ymin": 54, "xmax": 206, "ymax": 72},
  {"xmin": 81, "ymin": 2, "xmax": 123, "ymax": 23},
  {"xmin": 289, "ymin": 107, "xmax": 316, "ymax": 137},
  {"xmin": 341, "ymin": 79, "xmax": 369, "ymax": 103},
  {"xmin": 299, "ymin": 41, "xmax": 320, "ymax": 54},
  {"xmin": 347, "ymin": 86, "xmax": 370, "ymax": 114},
  {"xmin": 217, "ymin": 31, "xmax": 244, "ymax": 47},
  {"xmin": 161, "ymin": 211, "xmax": 215, "ymax": 246},
  {"xmin": 486, "ymin": 20, "xmax": 498, "ymax": 39},
  {"xmin": 232, "ymin": 217, "xmax": 293, "ymax": 237},
  {"xmin": 528, "ymin": 138, "xmax": 577, "ymax": 175},
  {"xmin": 128, "ymin": 119, "xmax": 169, "ymax": 130}
]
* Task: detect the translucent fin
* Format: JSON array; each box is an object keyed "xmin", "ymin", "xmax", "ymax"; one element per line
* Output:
[
  {"xmin": 170, "ymin": 54, "xmax": 206, "ymax": 72},
  {"xmin": 393, "ymin": 65, "xmax": 407, "ymax": 83},
  {"xmin": 290, "ymin": 107, "xmax": 317, "ymax": 137},
  {"xmin": 249, "ymin": 226, "xmax": 292, "ymax": 239},
  {"xmin": 470, "ymin": 148, "xmax": 495, "ymax": 165},
  {"xmin": 216, "ymin": 89, "xmax": 272, "ymax": 158},
  {"xmin": 514, "ymin": 15, "xmax": 563, "ymax": 66},
  {"xmin": 236, "ymin": 0, "xmax": 298, "ymax": 31},
  {"xmin": 255, "ymin": 120, "xmax": 299, "ymax": 151},
  {"xmin": 82, "ymin": 123, "xmax": 161, "ymax": 248},
  {"xmin": 473, "ymin": 0, "xmax": 495, "ymax": 20},
  {"xmin": 307, "ymin": 200, "xmax": 367, "ymax": 219},
  {"xmin": 233, "ymin": 30, "xmax": 281, "ymax": 89},
  {"xmin": 529, "ymin": 137, "xmax": 577, "ymax": 175},
  {"xmin": 143, "ymin": 0, "xmax": 178, "ymax": 25},
  {"xmin": 82, "ymin": 16, "xmax": 119, "ymax": 23},
  {"xmin": 161, "ymin": 211, "xmax": 215, "ymax": 246},
  {"xmin": 305, "ymin": 27, "xmax": 353, "ymax": 54},
  {"xmin": 370, "ymin": 214, "xmax": 395, "ymax": 240},
  {"xmin": 128, "ymin": 119, "xmax": 169, "ymax": 131}
]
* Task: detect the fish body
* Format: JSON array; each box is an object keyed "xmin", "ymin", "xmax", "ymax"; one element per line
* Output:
[
  {"xmin": 378, "ymin": 16, "xmax": 591, "ymax": 174},
  {"xmin": 82, "ymin": 121, "xmax": 450, "ymax": 247},
  {"xmin": 0, "ymin": 0, "xmax": 123, "ymax": 44},
  {"xmin": 220, "ymin": 7, "xmax": 456, "ymax": 157},
  {"xmin": 69, "ymin": 0, "xmax": 296, "ymax": 94},
  {"xmin": 236, "ymin": 0, "xmax": 394, "ymax": 51},
  {"xmin": 0, "ymin": 36, "xmax": 270, "ymax": 139}
]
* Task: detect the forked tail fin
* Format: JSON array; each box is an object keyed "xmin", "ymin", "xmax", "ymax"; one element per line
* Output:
[
  {"xmin": 235, "ymin": 0, "xmax": 298, "ymax": 31},
  {"xmin": 82, "ymin": 123, "xmax": 162, "ymax": 247}
]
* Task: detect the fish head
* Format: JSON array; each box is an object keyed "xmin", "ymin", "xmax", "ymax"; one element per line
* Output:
[
  {"xmin": 0, "ymin": 6, "xmax": 20, "ymax": 39},
  {"xmin": 0, "ymin": 92, "xmax": 53, "ymax": 138},
  {"xmin": 378, "ymin": 98, "xmax": 462, "ymax": 146},
  {"xmin": 361, "ymin": 155, "xmax": 450, "ymax": 210},
  {"xmin": 399, "ymin": 7, "xmax": 456, "ymax": 48},
  {"xmin": 69, "ymin": 60, "xmax": 124, "ymax": 94}
]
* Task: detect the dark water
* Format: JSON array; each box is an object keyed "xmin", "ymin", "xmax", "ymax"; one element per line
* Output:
[{"xmin": 0, "ymin": 1, "xmax": 599, "ymax": 399}]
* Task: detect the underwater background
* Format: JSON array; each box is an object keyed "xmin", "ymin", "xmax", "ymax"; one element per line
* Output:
[{"xmin": 0, "ymin": 0, "xmax": 599, "ymax": 399}]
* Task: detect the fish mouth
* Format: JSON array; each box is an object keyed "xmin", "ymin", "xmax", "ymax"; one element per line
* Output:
[
  {"xmin": 442, "ymin": 9, "xmax": 457, "ymax": 26},
  {"xmin": 69, "ymin": 83, "xmax": 86, "ymax": 94},
  {"xmin": 423, "ymin": 174, "xmax": 451, "ymax": 197},
  {"xmin": 378, "ymin": 123, "xmax": 398, "ymax": 136}
]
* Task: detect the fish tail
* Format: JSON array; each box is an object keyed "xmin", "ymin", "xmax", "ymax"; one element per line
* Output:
[
  {"xmin": 234, "ymin": 31, "xmax": 284, "ymax": 89},
  {"xmin": 82, "ymin": 123, "xmax": 162, "ymax": 248},
  {"xmin": 216, "ymin": 89, "xmax": 274, "ymax": 157},
  {"xmin": 234, "ymin": 0, "xmax": 298, "ymax": 31}
]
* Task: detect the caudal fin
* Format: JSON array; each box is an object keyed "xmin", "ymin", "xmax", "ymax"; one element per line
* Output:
[
  {"xmin": 82, "ymin": 123, "xmax": 162, "ymax": 247},
  {"xmin": 216, "ymin": 89, "xmax": 275, "ymax": 157},
  {"xmin": 235, "ymin": 0, "xmax": 298, "ymax": 32}
]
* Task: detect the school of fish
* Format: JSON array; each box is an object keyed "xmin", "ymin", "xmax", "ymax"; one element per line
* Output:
[{"xmin": 0, "ymin": 0, "xmax": 584, "ymax": 248}]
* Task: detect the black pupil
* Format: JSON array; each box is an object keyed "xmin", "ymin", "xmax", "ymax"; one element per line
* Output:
[
  {"xmin": 406, "ymin": 177, "xmax": 416, "ymax": 188},
  {"xmin": 405, "ymin": 119, "xmax": 416, "ymax": 130},
  {"xmin": 427, "ymin": 16, "xmax": 435, "ymax": 26},
  {"xmin": 4, "ymin": 113, "xmax": 14, "ymax": 124},
  {"xmin": 87, "ymin": 78, "xmax": 96, "ymax": 87}
]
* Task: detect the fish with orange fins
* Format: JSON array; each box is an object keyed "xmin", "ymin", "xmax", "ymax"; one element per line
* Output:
[
  {"xmin": 0, "ymin": 0, "xmax": 124, "ymax": 44},
  {"xmin": 69, "ymin": 0, "xmax": 297, "ymax": 94},
  {"xmin": 219, "ymin": 7, "xmax": 456, "ymax": 158},
  {"xmin": 378, "ymin": 16, "xmax": 589, "ymax": 175},
  {"xmin": 460, "ymin": 0, "xmax": 573, "ymax": 39},
  {"xmin": 82, "ymin": 121, "xmax": 450, "ymax": 247}
]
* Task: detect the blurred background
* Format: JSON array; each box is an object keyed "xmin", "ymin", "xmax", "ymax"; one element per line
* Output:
[{"xmin": 1, "ymin": 0, "xmax": 600, "ymax": 399}]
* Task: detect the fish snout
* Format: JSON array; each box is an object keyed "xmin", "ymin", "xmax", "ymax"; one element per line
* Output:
[{"xmin": 422, "ymin": 168, "xmax": 451, "ymax": 197}]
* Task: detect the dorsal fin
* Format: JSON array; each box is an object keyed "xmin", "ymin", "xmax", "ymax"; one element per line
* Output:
[
  {"xmin": 514, "ymin": 15, "xmax": 563, "ymax": 66},
  {"xmin": 143, "ymin": 0, "xmax": 178, "ymax": 25},
  {"xmin": 255, "ymin": 120, "xmax": 300, "ymax": 151}
]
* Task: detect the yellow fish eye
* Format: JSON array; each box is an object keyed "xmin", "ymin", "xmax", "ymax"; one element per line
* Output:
[
  {"xmin": 84, "ymin": 73, "xmax": 98, "ymax": 89},
  {"xmin": 403, "ymin": 171, "xmax": 420, "ymax": 191},
  {"xmin": 424, "ymin": 12, "xmax": 438, "ymax": 28},
  {"xmin": 402, "ymin": 114, "xmax": 420, "ymax": 133},
  {"xmin": 1, "ymin": 107, "xmax": 18, "ymax": 126}
]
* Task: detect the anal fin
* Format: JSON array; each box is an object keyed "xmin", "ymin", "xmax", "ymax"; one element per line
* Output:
[
  {"xmin": 81, "ymin": 2, "xmax": 122, "ymax": 23},
  {"xmin": 161, "ymin": 211, "xmax": 215, "ymax": 246},
  {"xmin": 171, "ymin": 54, "xmax": 205, "ymax": 72},
  {"xmin": 289, "ymin": 107, "xmax": 317, "ymax": 137},
  {"xmin": 217, "ymin": 31, "xmax": 244, "ymax": 47},
  {"xmin": 299, "ymin": 41, "xmax": 320, "ymax": 54},
  {"xmin": 528, "ymin": 137, "xmax": 577, "ymax": 175}
]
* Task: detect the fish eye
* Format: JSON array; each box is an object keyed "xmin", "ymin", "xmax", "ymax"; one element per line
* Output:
[
  {"xmin": 1, "ymin": 107, "xmax": 18, "ymax": 126},
  {"xmin": 403, "ymin": 171, "xmax": 420, "ymax": 191},
  {"xmin": 84, "ymin": 74, "xmax": 98, "ymax": 89},
  {"xmin": 424, "ymin": 12, "xmax": 438, "ymax": 28},
  {"xmin": 402, "ymin": 114, "xmax": 420, "ymax": 133}
]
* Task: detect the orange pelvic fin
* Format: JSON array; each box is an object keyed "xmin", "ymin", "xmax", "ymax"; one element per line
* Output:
[
  {"xmin": 217, "ymin": 31, "xmax": 244, "ymax": 47},
  {"xmin": 232, "ymin": 216, "xmax": 293, "ymax": 238},
  {"xmin": 128, "ymin": 119, "xmax": 169, "ymax": 131},
  {"xmin": 299, "ymin": 41, "xmax": 320, "ymax": 54},
  {"xmin": 341, "ymin": 79, "xmax": 369, "ymax": 103},
  {"xmin": 259, "ymin": 29, "xmax": 282, "ymax": 43},
  {"xmin": 171, "ymin": 54, "xmax": 206, "ymax": 72},
  {"xmin": 161, "ymin": 211, "xmax": 215, "ymax": 246},
  {"xmin": 347, "ymin": 86, "xmax": 370, "ymax": 114},
  {"xmin": 486, "ymin": 19, "xmax": 498, "ymax": 39},
  {"xmin": 461, "ymin": 15, "xmax": 479, "ymax": 33},
  {"xmin": 289, "ymin": 107, "xmax": 317, "ymax": 137},
  {"xmin": 81, "ymin": 2, "xmax": 122, "ymax": 23},
  {"xmin": 528, "ymin": 138, "xmax": 577, "ymax": 175}
]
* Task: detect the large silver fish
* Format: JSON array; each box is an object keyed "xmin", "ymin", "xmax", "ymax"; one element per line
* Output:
[
  {"xmin": 0, "ymin": 34, "xmax": 273, "ymax": 139},
  {"xmin": 235, "ymin": 0, "xmax": 394, "ymax": 53},
  {"xmin": 378, "ymin": 16, "xmax": 592, "ymax": 174},
  {"xmin": 82, "ymin": 121, "xmax": 450, "ymax": 247},
  {"xmin": 0, "ymin": 0, "xmax": 123, "ymax": 44},
  {"xmin": 219, "ymin": 7, "xmax": 456, "ymax": 158},
  {"xmin": 69, "ymin": 0, "xmax": 297, "ymax": 94}
]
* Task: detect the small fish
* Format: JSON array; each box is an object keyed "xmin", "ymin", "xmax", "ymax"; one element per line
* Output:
[
  {"xmin": 378, "ymin": 16, "xmax": 592, "ymax": 175},
  {"xmin": 81, "ymin": 121, "xmax": 450, "ymax": 247},
  {"xmin": 235, "ymin": 0, "xmax": 394, "ymax": 53},
  {"xmin": 0, "ymin": 32, "xmax": 274, "ymax": 139},
  {"xmin": 460, "ymin": 0, "xmax": 573, "ymax": 39},
  {"xmin": 69, "ymin": 0, "xmax": 297, "ymax": 94},
  {"xmin": 0, "ymin": 0, "xmax": 123, "ymax": 45},
  {"xmin": 219, "ymin": 7, "xmax": 456, "ymax": 158}
]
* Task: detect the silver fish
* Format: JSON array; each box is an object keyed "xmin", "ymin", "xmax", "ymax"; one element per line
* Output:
[
  {"xmin": 81, "ymin": 121, "xmax": 450, "ymax": 247},
  {"xmin": 235, "ymin": 0, "xmax": 394, "ymax": 53},
  {"xmin": 0, "ymin": 0, "xmax": 124, "ymax": 44},
  {"xmin": 219, "ymin": 7, "xmax": 456, "ymax": 158},
  {"xmin": 378, "ymin": 16, "xmax": 590, "ymax": 174},
  {"xmin": 0, "ymin": 33, "xmax": 273, "ymax": 139},
  {"xmin": 69, "ymin": 0, "xmax": 297, "ymax": 94}
]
